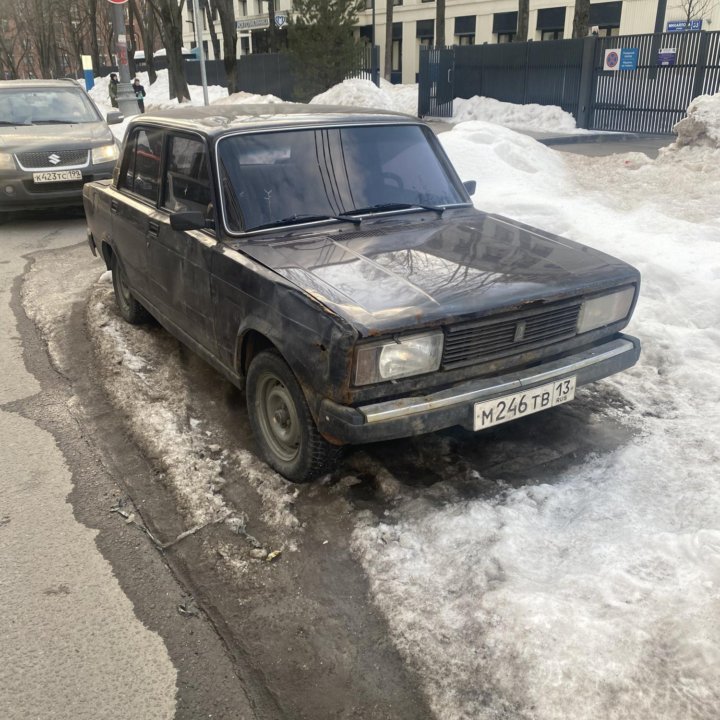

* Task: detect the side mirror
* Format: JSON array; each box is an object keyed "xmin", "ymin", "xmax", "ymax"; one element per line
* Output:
[
  {"xmin": 170, "ymin": 210, "xmax": 213, "ymax": 231},
  {"xmin": 106, "ymin": 110, "xmax": 124, "ymax": 125},
  {"xmin": 463, "ymin": 180, "xmax": 477, "ymax": 197}
]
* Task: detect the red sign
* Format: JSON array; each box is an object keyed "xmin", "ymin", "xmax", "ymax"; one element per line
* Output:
[{"xmin": 107, "ymin": 0, "xmax": 129, "ymax": 5}]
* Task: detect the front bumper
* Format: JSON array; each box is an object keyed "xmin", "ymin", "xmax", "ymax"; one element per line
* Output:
[
  {"xmin": 317, "ymin": 334, "xmax": 641, "ymax": 444},
  {"xmin": 0, "ymin": 163, "xmax": 115, "ymax": 212}
]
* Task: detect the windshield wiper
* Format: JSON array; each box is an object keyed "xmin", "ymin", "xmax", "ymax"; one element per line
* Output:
[
  {"xmin": 340, "ymin": 202, "xmax": 445, "ymax": 217},
  {"xmin": 249, "ymin": 213, "xmax": 362, "ymax": 232},
  {"xmin": 0, "ymin": 120, "xmax": 31, "ymax": 126}
]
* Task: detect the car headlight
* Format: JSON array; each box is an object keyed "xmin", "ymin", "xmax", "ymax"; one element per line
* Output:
[
  {"xmin": 0, "ymin": 153, "xmax": 16, "ymax": 170},
  {"xmin": 354, "ymin": 332, "xmax": 443, "ymax": 385},
  {"xmin": 577, "ymin": 286, "xmax": 635, "ymax": 334},
  {"xmin": 92, "ymin": 143, "xmax": 119, "ymax": 164}
]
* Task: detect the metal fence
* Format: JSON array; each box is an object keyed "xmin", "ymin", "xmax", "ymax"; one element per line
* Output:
[{"xmin": 419, "ymin": 31, "xmax": 720, "ymax": 134}]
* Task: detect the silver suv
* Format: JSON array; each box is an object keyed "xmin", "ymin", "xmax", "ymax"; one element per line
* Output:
[{"xmin": 0, "ymin": 78, "xmax": 122, "ymax": 216}]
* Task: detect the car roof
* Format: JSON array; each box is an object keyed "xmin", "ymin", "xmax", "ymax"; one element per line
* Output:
[
  {"xmin": 0, "ymin": 78, "xmax": 84, "ymax": 90},
  {"xmin": 127, "ymin": 103, "xmax": 422, "ymax": 137}
]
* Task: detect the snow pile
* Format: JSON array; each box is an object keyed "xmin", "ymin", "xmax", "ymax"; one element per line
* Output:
[
  {"xmin": 452, "ymin": 94, "xmax": 581, "ymax": 133},
  {"xmin": 671, "ymin": 92, "xmax": 720, "ymax": 149},
  {"xmin": 217, "ymin": 90, "xmax": 286, "ymax": 106},
  {"xmin": 310, "ymin": 78, "xmax": 419, "ymax": 116},
  {"xmin": 352, "ymin": 109, "xmax": 720, "ymax": 718}
]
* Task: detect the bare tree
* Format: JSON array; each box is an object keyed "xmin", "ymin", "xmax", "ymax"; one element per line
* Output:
[
  {"xmin": 129, "ymin": 0, "xmax": 160, "ymax": 84},
  {"xmin": 572, "ymin": 0, "xmax": 591, "ymax": 38},
  {"xmin": 680, "ymin": 0, "xmax": 717, "ymax": 25},
  {"xmin": 212, "ymin": 0, "xmax": 239, "ymax": 92},
  {"xmin": 516, "ymin": 0, "xmax": 529, "ymax": 41},
  {"xmin": 204, "ymin": 0, "xmax": 221, "ymax": 60},
  {"xmin": 147, "ymin": 0, "xmax": 191, "ymax": 101}
]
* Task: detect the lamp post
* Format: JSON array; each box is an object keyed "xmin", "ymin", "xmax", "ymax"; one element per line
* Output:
[{"xmin": 108, "ymin": 0, "xmax": 141, "ymax": 116}]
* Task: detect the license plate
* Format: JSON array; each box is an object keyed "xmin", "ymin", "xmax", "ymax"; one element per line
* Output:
[
  {"xmin": 474, "ymin": 377, "xmax": 576, "ymax": 431},
  {"xmin": 32, "ymin": 170, "xmax": 82, "ymax": 183}
]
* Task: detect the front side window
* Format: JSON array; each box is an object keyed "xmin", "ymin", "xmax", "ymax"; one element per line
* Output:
[
  {"xmin": 217, "ymin": 125, "xmax": 466, "ymax": 233},
  {"xmin": 120, "ymin": 127, "xmax": 163, "ymax": 204},
  {"xmin": 163, "ymin": 135, "xmax": 211, "ymax": 213}
]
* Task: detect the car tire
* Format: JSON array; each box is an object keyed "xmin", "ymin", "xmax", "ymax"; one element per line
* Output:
[
  {"xmin": 111, "ymin": 253, "xmax": 149, "ymax": 324},
  {"xmin": 246, "ymin": 350, "xmax": 340, "ymax": 482}
]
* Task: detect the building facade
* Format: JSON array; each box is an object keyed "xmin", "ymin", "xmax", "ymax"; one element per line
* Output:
[{"xmin": 181, "ymin": 0, "xmax": 720, "ymax": 86}]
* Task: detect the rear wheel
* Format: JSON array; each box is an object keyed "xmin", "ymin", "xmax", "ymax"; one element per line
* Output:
[
  {"xmin": 111, "ymin": 253, "xmax": 149, "ymax": 324},
  {"xmin": 246, "ymin": 350, "xmax": 340, "ymax": 482}
]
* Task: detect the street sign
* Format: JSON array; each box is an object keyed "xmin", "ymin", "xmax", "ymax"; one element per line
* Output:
[
  {"xmin": 604, "ymin": 49, "xmax": 620, "ymax": 71},
  {"xmin": 658, "ymin": 48, "xmax": 677, "ymax": 66},
  {"xmin": 236, "ymin": 12, "xmax": 287, "ymax": 30},
  {"xmin": 666, "ymin": 19, "xmax": 702, "ymax": 32},
  {"xmin": 620, "ymin": 48, "xmax": 639, "ymax": 71}
]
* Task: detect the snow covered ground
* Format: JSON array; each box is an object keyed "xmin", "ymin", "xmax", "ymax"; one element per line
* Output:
[{"xmin": 83, "ymin": 71, "xmax": 720, "ymax": 718}]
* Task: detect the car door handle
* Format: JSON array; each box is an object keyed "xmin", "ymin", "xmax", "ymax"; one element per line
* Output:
[{"xmin": 147, "ymin": 221, "xmax": 160, "ymax": 238}]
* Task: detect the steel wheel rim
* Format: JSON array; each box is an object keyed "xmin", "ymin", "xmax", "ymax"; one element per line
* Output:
[{"xmin": 256, "ymin": 372, "xmax": 301, "ymax": 463}]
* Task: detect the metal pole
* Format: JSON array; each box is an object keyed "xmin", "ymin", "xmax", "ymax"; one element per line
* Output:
[
  {"xmin": 110, "ymin": 2, "xmax": 141, "ymax": 116},
  {"xmin": 192, "ymin": 0, "xmax": 210, "ymax": 105}
]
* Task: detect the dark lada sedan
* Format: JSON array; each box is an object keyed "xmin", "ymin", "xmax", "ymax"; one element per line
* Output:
[
  {"xmin": 83, "ymin": 104, "xmax": 641, "ymax": 481},
  {"xmin": 0, "ymin": 78, "xmax": 121, "ymax": 216}
]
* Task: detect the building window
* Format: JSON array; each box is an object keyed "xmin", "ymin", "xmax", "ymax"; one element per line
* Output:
[
  {"xmin": 493, "ymin": 11, "xmax": 517, "ymax": 44},
  {"xmin": 392, "ymin": 40, "xmax": 402, "ymax": 71},
  {"xmin": 590, "ymin": 2, "xmax": 622, "ymax": 36},
  {"xmin": 454, "ymin": 15, "xmax": 476, "ymax": 46},
  {"xmin": 537, "ymin": 7, "xmax": 565, "ymax": 40}
]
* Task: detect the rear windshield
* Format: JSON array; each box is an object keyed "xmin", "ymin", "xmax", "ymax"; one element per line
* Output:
[
  {"xmin": 217, "ymin": 124, "xmax": 466, "ymax": 232},
  {"xmin": 0, "ymin": 87, "xmax": 101, "ymax": 126}
]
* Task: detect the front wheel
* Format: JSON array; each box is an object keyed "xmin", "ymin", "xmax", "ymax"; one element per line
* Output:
[{"xmin": 246, "ymin": 350, "xmax": 340, "ymax": 482}]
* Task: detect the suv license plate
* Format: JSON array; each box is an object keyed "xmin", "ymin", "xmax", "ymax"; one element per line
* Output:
[
  {"xmin": 33, "ymin": 170, "xmax": 83, "ymax": 183},
  {"xmin": 474, "ymin": 377, "xmax": 576, "ymax": 431}
]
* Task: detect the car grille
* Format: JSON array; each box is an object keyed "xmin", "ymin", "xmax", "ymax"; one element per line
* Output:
[
  {"xmin": 23, "ymin": 179, "xmax": 86, "ymax": 194},
  {"xmin": 16, "ymin": 150, "xmax": 89, "ymax": 170},
  {"xmin": 442, "ymin": 300, "xmax": 581, "ymax": 369}
]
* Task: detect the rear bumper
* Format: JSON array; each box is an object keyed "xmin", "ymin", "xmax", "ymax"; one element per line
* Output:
[{"xmin": 317, "ymin": 334, "xmax": 641, "ymax": 444}]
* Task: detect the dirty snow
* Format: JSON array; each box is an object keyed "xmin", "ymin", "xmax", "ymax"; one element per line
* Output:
[
  {"xmin": 350, "ymin": 100, "xmax": 720, "ymax": 719},
  {"xmin": 83, "ymin": 70, "xmax": 720, "ymax": 718}
]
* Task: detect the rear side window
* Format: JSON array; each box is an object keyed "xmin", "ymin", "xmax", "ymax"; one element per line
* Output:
[
  {"xmin": 120, "ymin": 127, "xmax": 163, "ymax": 204},
  {"xmin": 163, "ymin": 135, "xmax": 211, "ymax": 214}
]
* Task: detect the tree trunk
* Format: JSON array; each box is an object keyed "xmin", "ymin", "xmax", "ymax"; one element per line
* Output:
[
  {"xmin": 214, "ymin": 0, "xmax": 238, "ymax": 92},
  {"xmin": 267, "ymin": 0, "xmax": 277, "ymax": 53},
  {"xmin": 205, "ymin": 1, "xmax": 222, "ymax": 59},
  {"xmin": 435, "ymin": 0, "xmax": 445, "ymax": 48},
  {"xmin": 517, "ymin": 0, "xmax": 529, "ymax": 41},
  {"xmin": 572, "ymin": 0, "xmax": 591, "ymax": 38},
  {"xmin": 151, "ymin": 0, "xmax": 190, "ymax": 100},
  {"xmin": 384, "ymin": 0, "xmax": 394, "ymax": 81}
]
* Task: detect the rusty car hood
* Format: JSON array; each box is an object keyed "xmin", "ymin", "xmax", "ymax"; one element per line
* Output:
[{"xmin": 238, "ymin": 210, "xmax": 639, "ymax": 336}]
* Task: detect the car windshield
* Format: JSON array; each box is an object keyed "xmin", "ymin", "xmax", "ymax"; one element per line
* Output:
[
  {"xmin": 217, "ymin": 124, "xmax": 467, "ymax": 232},
  {"xmin": 0, "ymin": 87, "xmax": 100, "ymax": 126}
]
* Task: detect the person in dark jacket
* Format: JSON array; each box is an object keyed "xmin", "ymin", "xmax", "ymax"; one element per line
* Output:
[
  {"xmin": 132, "ymin": 78, "xmax": 146, "ymax": 113},
  {"xmin": 108, "ymin": 73, "xmax": 118, "ymax": 108}
]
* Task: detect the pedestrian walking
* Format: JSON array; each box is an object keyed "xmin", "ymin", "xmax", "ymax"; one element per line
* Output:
[
  {"xmin": 132, "ymin": 78, "xmax": 146, "ymax": 113},
  {"xmin": 108, "ymin": 73, "xmax": 118, "ymax": 108}
]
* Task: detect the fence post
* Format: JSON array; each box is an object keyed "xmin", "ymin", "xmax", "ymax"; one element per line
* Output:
[
  {"xmin": 691, "ymin": 31, "xmax": 711, "ymax": 100},
  {"xmin": 372, "ymin": 45, "xmax": 380, "ymax": 88},
  {"xmin": 576, "ymin": 35, "xmax": 598, "ymax": 129}
]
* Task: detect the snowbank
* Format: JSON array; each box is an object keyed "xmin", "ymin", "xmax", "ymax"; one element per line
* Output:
[
  {"xmin": 671, "ymin": 92, "xmax": 720, "ymax": 148},
  {"xmin": 310, "ymin": 78, "xmax": 419, "ymax": 116},
  {"xmin": 452, "ymin": 94, "xmax": 582, "ymax": 133}
]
